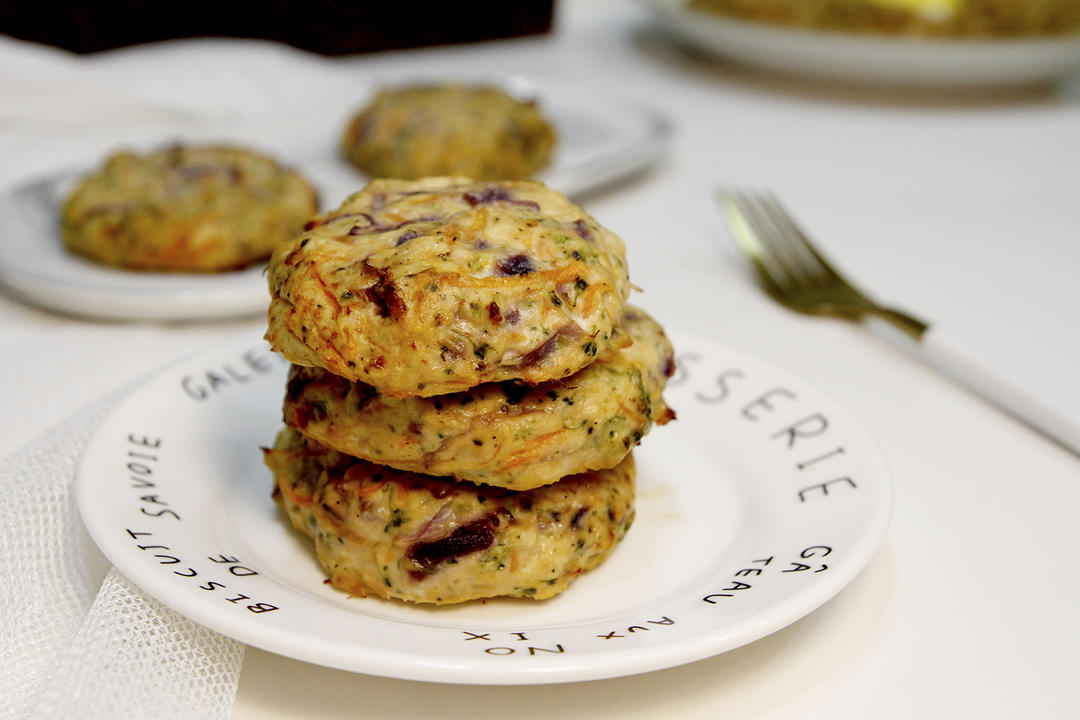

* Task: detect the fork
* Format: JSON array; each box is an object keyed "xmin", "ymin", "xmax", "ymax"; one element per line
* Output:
[{"xmin": 719, "ymin": 188, "xmax": 1080, "ymax": 456}]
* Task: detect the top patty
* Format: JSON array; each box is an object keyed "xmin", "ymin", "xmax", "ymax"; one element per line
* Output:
[{"xmin": 266, "ymin": 176, "xmax": 631, "ymax": 397}]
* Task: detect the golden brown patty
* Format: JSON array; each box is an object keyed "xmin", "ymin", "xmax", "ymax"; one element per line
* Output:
[
  {"xmin": 61, "ymin": 144, "xmax": 319, "ymax": 272},
  {"xmin": 266, "ymin": 176, "xmax": 631, "ymax": 397},
  {"xmin": 341, "ymin": 84, "xmax": 555, "ymax": 180},
  {"xmin": 283, "ymin": 307, "xmax": 675, "ymax": 490},
  {"xmin": 689, "ymin": 0, "xmax": 1080, "ymax": 36},
  {"xmin": 264, "ymin": 427, "xmax": 635, "ymax": 604}
]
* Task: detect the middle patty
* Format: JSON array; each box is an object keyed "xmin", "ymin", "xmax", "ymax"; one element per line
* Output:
[{"xmin": 283, "ymin": 306, "xmax": 675, "ymax": 490}]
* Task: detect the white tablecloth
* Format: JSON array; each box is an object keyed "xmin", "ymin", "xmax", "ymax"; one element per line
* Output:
[{"xmin": 2, "ymin": 1, "xmax": 1079, "ymax": 717}]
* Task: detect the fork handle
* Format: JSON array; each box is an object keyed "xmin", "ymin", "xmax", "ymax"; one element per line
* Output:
[{"xmin": 867, "ymin": 318, "xmax": 1080, "ymax": 456}]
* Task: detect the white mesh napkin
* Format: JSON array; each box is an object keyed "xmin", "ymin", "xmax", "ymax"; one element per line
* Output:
[{"xmin": 0, "ymin": 393, "xmax": 244, "ymax": 720}]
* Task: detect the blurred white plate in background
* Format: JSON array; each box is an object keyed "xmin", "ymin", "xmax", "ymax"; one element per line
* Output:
[
  {"xmin": 0, "ymin": 80, "xmax": 670, "ymax": 321},
  {"xmin": 644, "ymin": 0, "xmax": 1080, "ymax": 87}
]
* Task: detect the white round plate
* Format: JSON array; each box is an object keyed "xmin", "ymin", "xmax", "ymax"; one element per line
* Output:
[
  {"xmin": 0, "ymin": 175, "xmax": 273, "ymax": 321},
  {"xmin": 75, "ymin": 329, "xmax": 891, "ymax": 684},
  {"xmin": 0, "ymin": 82, "xmax": 669, "ymax": 321},
  {"xmin": 644, "ymin": 0, "xmax": 1080, "ymax": 87}
]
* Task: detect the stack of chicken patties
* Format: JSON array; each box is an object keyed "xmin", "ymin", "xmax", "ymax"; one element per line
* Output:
[{"xmin": 262, "ymin": 176, "xmax": 674, "ymax": 605}]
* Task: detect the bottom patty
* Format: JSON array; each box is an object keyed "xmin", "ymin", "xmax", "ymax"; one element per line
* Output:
[{"xmin": 264, "ymin": 427, "xmax": 635, "ymax": 605}]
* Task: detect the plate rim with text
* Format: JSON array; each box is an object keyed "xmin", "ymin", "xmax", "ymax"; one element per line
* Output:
[
  {"xmin": 75, "ymin": 328, "xmax": 891, "ymax": 685},
  {"xmin": 0, "ymin": 78, "xmax": 670, "ymax": 321}
]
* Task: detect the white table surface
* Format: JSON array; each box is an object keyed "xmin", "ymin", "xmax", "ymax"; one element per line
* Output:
[{"xmin": 3, "ymin": 1, "xmax": 1079, "ymax": 717}]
